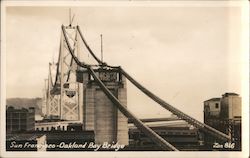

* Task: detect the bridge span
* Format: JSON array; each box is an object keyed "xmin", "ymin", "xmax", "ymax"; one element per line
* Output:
[{"xmin": 41, "ymin": 23, "xmax": 231, "ymax": 151}]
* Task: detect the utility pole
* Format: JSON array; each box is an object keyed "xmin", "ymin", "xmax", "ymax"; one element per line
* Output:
[
  {"xmin": 68, "ymin": 8, "xmax": 75, "ymax": 27},
  {"xmin": 100, "ymin": 34, "xmax": 103, "ymax": 63},
  {"xmin": 69, "ymin": 8, "xmax": 71, "ymax": 27}
]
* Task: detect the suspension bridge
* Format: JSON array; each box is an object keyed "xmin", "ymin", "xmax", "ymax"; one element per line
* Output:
[{"xmin": 40, "ymin": 23, "xmax": 231, "ymax": 151}]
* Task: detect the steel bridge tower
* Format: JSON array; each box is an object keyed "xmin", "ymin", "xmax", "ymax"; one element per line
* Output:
[
  {"xmin": 58, "ymin": 25, "xmax": 82, "ymax": 121},
  {"xmin": 47, "ymin": 62, "xmax": 60, "ymax": 117},
  {"xmin": 44, "ymin": 26, "xmax": 83, "ymax": 121}
]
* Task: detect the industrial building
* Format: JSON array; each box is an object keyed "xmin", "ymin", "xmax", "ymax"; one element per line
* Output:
[
  {"xmin": 203, "ymin": 93, "xmax": 241, "ymax": 150},
  {"xmin": 127, "ymin": 120, "xmax": 203, "ymax": 151},
  {"xmin": 220, "ymin": 93, "xmax": 241, "ymax": 119},
  {"xmin": 6, "ymin": 106, "xmax": 35, "ymax": 133}
]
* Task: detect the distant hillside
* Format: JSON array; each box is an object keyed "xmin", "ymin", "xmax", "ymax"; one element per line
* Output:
[{"xmin": 6, "ymin": 98, "xmax": 42, "ymax": 114}]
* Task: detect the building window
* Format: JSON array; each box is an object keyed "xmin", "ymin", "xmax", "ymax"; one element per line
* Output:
[{"xmin": 215, "ymin": 103, "xmax": 219, "ymax": 109}]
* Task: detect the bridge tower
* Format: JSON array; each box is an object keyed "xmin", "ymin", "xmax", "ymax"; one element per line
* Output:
[
  {"xmin": 60, "ymin": 23, "xmax": 128, "ymax": 144},
  {"xmin": 47, "ymin": 62, "xmax": 60, "ymax": 117},
  {"xmin": 59, "ymin": 25, "xmax": 83, "ymax": 121},
  {"xmin": 77, "ymin": 68, "xmax": 129, "ymax": 145}
]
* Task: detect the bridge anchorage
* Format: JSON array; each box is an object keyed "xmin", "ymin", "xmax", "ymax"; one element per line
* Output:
[{"xmin": 42, "ymin": 23, "xmax": 231, "ymax": 151}]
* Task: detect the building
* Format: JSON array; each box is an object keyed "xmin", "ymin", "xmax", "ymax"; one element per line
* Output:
[
  {"xmin": 203, "ymin": 93, "xmax": 241, "ymax": 150},
  {"xmin": 127, "ymin": 120, "xmax": 203, "ymax": 151},
  {"xmin": 6, "ymin": 106, "xmax": 35, "ymax": 133},
  {"xmin": 220, "ymin": 93, "xmax": 241, "ymax": 119},
  {"xmin": 204, "ymin": 98, "xmax": 221, "ymax": 120}
]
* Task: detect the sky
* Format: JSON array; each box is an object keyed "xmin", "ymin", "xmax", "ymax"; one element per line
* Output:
[{"xmin": 5, "ymin": 5, "xmax": 243, "ymax": 121}]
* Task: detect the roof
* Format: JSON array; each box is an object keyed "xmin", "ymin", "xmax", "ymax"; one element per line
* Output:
[
  {"xmin": 204, "ymin": 98, "xmax": 221, "ymax": 102},
  {"xmin": 222, "ymin": 92, "xmax": 239, "ymax": 97},
  {"xmin": 128, "ymin": 120, "xmax": 190, "ymax": 129},
  {"xmin": 6, "ymin": 106, "xmax": 35, "ymax": 113}
]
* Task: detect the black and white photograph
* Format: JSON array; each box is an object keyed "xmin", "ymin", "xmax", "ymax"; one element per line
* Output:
[{"xmin": 0, "ymin": 1, "xmax": 249, "ymax": 158}]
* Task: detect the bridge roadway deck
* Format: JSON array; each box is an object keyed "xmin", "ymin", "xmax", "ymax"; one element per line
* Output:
[
  {"xmin": 35, "ymin": 120, "xmax": 81, "ymax": 131},
  {"xmin": 35, "ymin": 118, "xmax": 181, "ymax": 131},
  {"xmin": 35, "ymin": 118, "xmax": 184, "ymax": 132}
]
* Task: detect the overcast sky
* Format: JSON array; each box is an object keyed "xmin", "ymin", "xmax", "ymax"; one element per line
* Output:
[{"xmin": 5, "ymin": 5, "xmax": 243, "ymax": 121}]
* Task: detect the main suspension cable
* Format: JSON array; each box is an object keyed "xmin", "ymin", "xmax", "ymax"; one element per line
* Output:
[{"xmin": 120, "ymin": 67, "xmax": 230, "ymax": 141}]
